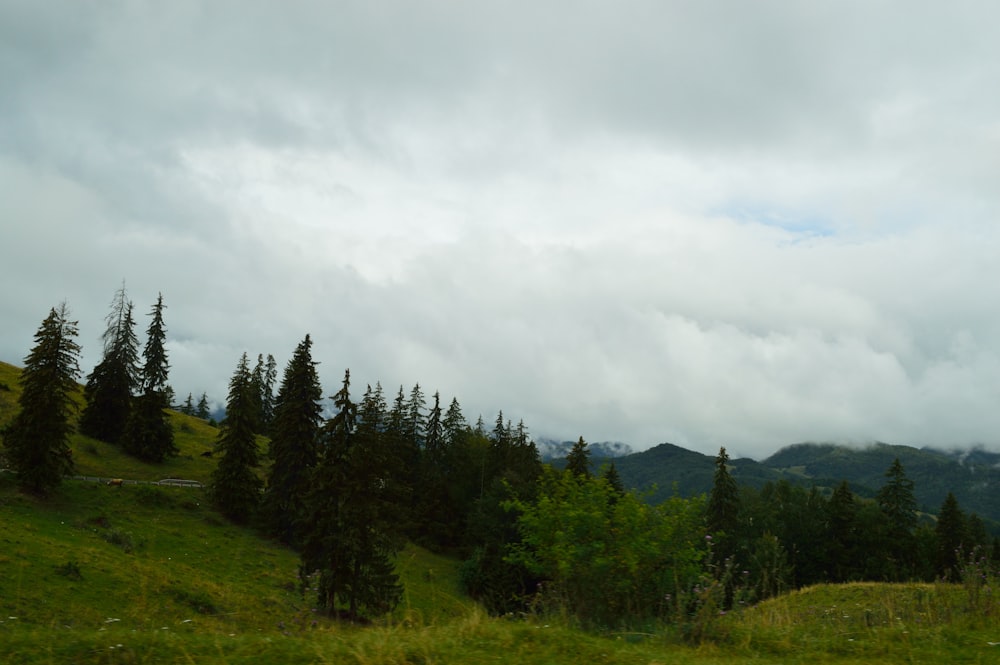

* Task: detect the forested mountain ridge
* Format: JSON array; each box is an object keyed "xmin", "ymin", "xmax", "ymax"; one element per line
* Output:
[{"xmin": 607, "ymin": 440, "xmax": 1000, "ymax": 526}]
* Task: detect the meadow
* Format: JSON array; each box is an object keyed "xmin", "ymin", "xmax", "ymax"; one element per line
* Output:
[{"xmin": 2, "ymin": 359, "xmax": 1000, "ymax": 663}]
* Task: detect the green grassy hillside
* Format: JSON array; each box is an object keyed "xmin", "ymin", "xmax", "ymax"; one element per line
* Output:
[{"xmin": 3, "ymin": 360, "xmax": 1000, "ymax": 663}]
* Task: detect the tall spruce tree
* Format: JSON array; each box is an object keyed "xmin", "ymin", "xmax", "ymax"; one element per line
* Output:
[
  {"xmin": 876, "ymin": 457, "xmax": 918, "ymax": 579},
  {"xmin": 260, "ymin": 353, "xmax": 277, "ymax": 433},
  {"xmin": 565, "ymin": 436, "xmax": 591, "ymax": 479},
  {"xmin": 196, "ymin": 392, "xmax": 210, "ymax": 419},
  {"xmin": 707, "ymin": 447, "xmax": 740, "ymax": 536},
  {"xmin": 827, "ymin": 480, "xmax": 858, "ymax": 582},
  {"xmin": 299, "ymin": 370, "xmax": 404, "ymax": 619},
  {"xmin": 209, "ymin": 353, "xmax": 262, "ymax": 523},
  {"xmin": 935, "ymin": 492, "xmax": 966, "ymax": 579},
  {"xmin": 260, "ymin": 335, "xmax": 323, "ymax": 546},
  {"xmin": 3, "ymin": 304, "xmax": 82, "ymax": 495},
  {"xmin": 122, "ymin": 293, "xmax": 176, "ymax": 462},
  {"xmin": 80, "ymin": 285, "xmax": 139, "ymax": 444}
]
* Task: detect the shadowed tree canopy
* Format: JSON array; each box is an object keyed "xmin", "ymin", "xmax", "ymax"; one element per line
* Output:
[
  {"xmin": 565, "ymin": 436, "xmax": 592, "ymax": 478},
  {"xmin": 209, "ymin": 353, "xmax": 263, "ymax": 523},
  {"xmin": 261, "ymin": 335, "xmax": 323, "ymax": 547},
  {"xmin": 299, "ymin": 369, "xmax": 404, "ymax": 620},
  {"xmin": 80, "ymin": 283, "xmax": 139, "ymax": 445},
  {"xmin": 2, "ymin": 303, "xmax": 82, "ymax": 495},
  {"xmin": 122, "ymin": 293, "xmax": 176, "ymax": 462}
]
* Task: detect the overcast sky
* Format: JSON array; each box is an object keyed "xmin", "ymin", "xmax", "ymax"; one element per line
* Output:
[{"xmin": 3, "ymin": 1, "xmax": 1000, "ymax": 459}]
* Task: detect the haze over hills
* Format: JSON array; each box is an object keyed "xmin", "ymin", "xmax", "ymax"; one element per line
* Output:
[{"xmin": 580, "ymin": 440, "xmax": 1000, "ymax": 528}]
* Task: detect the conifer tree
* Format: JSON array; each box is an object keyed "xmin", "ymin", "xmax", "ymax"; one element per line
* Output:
[
  {"xmin": 2, "ymin": 304, "xmax": 82, "ymax": 495},
  {"xmin": 935, "ymin": 492, "xmax": 966, "ymax": 579},
  {"xmin": 181, "ymin": 393, "xmax": 194, "ymax": 415},
  {"xmin": 196, "ymin": 392, "xmax": 210, "ymax": 419},
  {"xmin": 80, "ymin": 285, "xmax": 139, "ymax": 444},
  {"xmin": 260, "ymin": 353, "xmax": 277, "ymax": 433},
  {"xmin": 209, "ymin": 353, "xmax": 262, "ymax": 523},
  {"xmin": 442, "ymin": 397, "xmax": 467, "ymax": 446},
  {"xmin": 299, "ymin": 370, "xmax": 404, "ymax": 619},
  {"xmin": 876, "ymin": 457, "xmax": 918, "ymax": 579},
  {"xmin": 248, "ymin": 353, "xmax": 266, "ymax": 431},
  {"xmin": 827, "ymin": 480, "xmax": 858, "ymax": 582},
  {"xmin": 260, "ymin": 335, "xmax": 323, "ymax": 546},
  {"xmin": 601, "ymin": 462, "xmax": 626, "ymax": 499},
  {"xmin": 122, "ymin": 293, "xmax": 176, "ymax": 462},
  {"xmin": 565, "ymin": 436, "xmax": 591, "ymax": 478},
  {"xmin": 707, "ymin": 447, "xmax": 740, "ymax": 537}
]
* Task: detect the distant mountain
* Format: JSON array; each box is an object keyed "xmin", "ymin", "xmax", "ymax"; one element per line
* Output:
[
  {"xmin": 611, "ymin": 443, "xmax": 783, "ymax": 504},
  {"xmin": 536, "ymin": 437, "xmax": 633, "ymax": 462},
  {"xmin": 605, "ymin": 439, "xmax": 1000, "ymax": 526}
]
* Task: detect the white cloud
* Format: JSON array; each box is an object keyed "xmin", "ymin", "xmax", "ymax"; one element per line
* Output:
[{"xmin": 3, "ymin": 1, "xmax": 1000, "ymax": 458}]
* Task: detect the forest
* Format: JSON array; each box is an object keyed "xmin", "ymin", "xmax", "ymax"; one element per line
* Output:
[{"xmin": 3, "ymin": 287, "xmax": 1000, "ymax": 630}]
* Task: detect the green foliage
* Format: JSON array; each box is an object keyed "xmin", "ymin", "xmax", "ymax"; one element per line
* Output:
[
  {"xmin": 80, "ymin": 286, "xmax": 139, "ymax": 445},
  {"xmin": 209, "ymin": 353, "xmax": 262, "ymax": 524},
  {"xmin": 936, "ymin": 492, "xmax": 966, "ymax": 579},
  {"xmin": 564, "ymin": 436, "xmax": 591, "ymax": 479},
  {"xmin": 260, "ymin": 335, "xmax": 323, "ymax": 546},
  {"xmin": 706, "ymin": 447, "xmax": 740, "ymax": 563},
  {"xmin": 506, "ymin": 467, "xmax": 706, "ymax": 627},
  {"xmin": 2, "ymin": 303, "xmax": 82, "ymax": 495},
  {"xmin": 299, "ymin": 370, "xmax": 405, "ymax": 620},
  {"xmin": 122, "ymin": 293, "xmax": 176, "ymax": 462}
]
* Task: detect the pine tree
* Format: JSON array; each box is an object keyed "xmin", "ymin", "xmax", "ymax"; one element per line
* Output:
[
  {"xmin": 209, "ymin": 353, "xmax": 262, "ymax": 523},
  {"xmin": 260, "ymin": 353, "xmax": 277, "ymax": 433},
  {"xmin": 122, "ymin": 293, "xmax": 176, "ymax": 462},
  {"xmin": 827, "ymin": 480, "xmax": 858, "ymax": 582},
  {"xmin": 2, "ymin": 304, "xmax": 82, "ymax": 495},
  {"xmin": 248, "ymin": 353, "xmax": 266, "ymax": 431},
  {"xmin": 196, "ymin": 392, "xmax": 210, "ymax": 419},
  {"xmin": 565, "ymin": 436, "xmax": 591, "ymax": 478},
  {"xmin": 442, "ymin": 397, "xmax": 467, "ymax": 446},
  {"xmin": 181, "ymin": 393, "xmax": 194, "ymax": 415},
  {"xmin": 935, "ymin": 492, "xmax": 966, "ymax": 579},
  {"xmin": 707, "ymin": 447, "xmax": 740, "ymax": 536},
  {"xmin": 80, "ymin": 285, "xmax": 140, "ymax": 445},
  {"xmin": 260, "ymin": 335, "xmax": 323, "ymax": 546},
  {"xmin": 601, "ymin": 462, "xmax": 626, "ymax": 499},
  {"xmin": 876, "ymin": 457, "xmax": 918, "ymax": 579},
  {"xmin": 299, "ymin": 370, "xmax": 404, "ymax": 619}
]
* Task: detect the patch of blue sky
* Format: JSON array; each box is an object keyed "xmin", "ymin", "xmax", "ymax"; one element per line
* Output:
[{"xmin": 714, "ymin": 202, "xmax": 838, "ymax": 242}]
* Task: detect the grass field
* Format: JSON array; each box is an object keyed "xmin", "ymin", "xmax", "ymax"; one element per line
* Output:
[{"xmin": 3, "ymin": 359, "xmax": 1000, "ymax": 663}]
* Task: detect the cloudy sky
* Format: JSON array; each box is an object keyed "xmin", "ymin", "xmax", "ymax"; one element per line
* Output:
[{"xmin": 3, "ymin": 1, "xmax": 1000, "ymax": 459}]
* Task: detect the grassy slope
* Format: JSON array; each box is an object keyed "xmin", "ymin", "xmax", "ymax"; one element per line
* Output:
[{"xmin": 3, "ymin": 359, "xmax": 999, "ymax": 663}]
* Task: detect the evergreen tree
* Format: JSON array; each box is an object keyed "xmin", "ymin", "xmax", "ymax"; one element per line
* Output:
[
  {"xmin": 261, "ymin": 335, "xmax": 323, "ymax": 547},
  {"xmin": 248, "ymin": 353, "xmax": 266, "ymax": 431},
  {"xmin": 80, "ymin": 285, "xmax": 139, "ymax": 445},
  {"xmin": 414, "ymin": 391, "xmax": 450, "ymax": 548},
  {"xmin": 196, "ymin": 392, "xmax": 211, "ymax": 419},
  {"xmin": 707, "ymin": 447, "xmax": 740, "ymax": 537},
  {"xmin": 122, "ymin": 293, "xmax": 176, "ymax": 462},
  {"xmin": 209, "ymin": 353, "xmax": 262, "ymax": 523},
  {"xmin": 2, "ymin": 304, "xmax": 82, "ymax": 495},
  {"xmin": 181, "ymin": 392, "xmax": 194, "ymax": 415},
  {"xmin": 299, "ymin": 370, "xmax": 404, "ymax": 619},
  {"xmin": 405, "ymin": 383, "xmax": 426, "ymax": 450},
  {"xmin": 876, "ymin": 457, "xmax": 918, "ymax": 579},
  {"xmin": 827, "ymin": 480, "xmax": 858, "ymax": 582},
  {"xmin": 442, "ymin": 397, "xmax": 467, "ymax": 446},
  {"xmin": 260, "ymin": 353, "xmax": 277, "ymax": 433},
  {"xmin": 935, "ymin": 492, "xmax": 966, "ymax": 579},
  {"xmin": 601, "ymin": 462, "xmax": 626, "ymax": 499},
  {"xmin": 565, "ymin": 436, "xmax": 592, "ymax": 478}
]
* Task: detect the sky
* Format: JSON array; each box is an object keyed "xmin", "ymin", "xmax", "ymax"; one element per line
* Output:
[{"xmin": 3, "ymin": 1, "xmax": 1000, "ymax": 459}]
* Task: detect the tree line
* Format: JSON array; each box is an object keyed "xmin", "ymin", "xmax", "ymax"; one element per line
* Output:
[{"xmin": 4, "ymin": 290, "xmax": 1000, "ymax": 628}]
